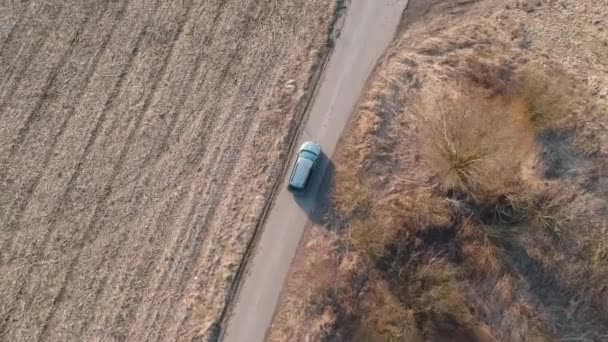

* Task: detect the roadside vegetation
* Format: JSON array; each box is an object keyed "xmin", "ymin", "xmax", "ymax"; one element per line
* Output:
[{"xmin": 270, "ymin": 0, "xmax": 608, "ymax": 340}]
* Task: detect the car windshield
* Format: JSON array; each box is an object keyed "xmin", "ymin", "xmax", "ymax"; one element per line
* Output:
[{"xmin": 300, "ymin": 150, "xmax": 317, "ymax": 161}]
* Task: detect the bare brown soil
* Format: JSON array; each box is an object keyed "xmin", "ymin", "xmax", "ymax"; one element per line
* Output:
[
  {"xmin": 271, "ymin": 0, "xmax": 608, "ymax": 341},
  {"xmin": 0, "ymin": 0, "xmax": 336, "ymax": 340}
]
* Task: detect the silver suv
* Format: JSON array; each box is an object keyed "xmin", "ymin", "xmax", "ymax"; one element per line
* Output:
[{"xmin": 288, "ymin": 141, "xmax": 322, "ymax": 193}]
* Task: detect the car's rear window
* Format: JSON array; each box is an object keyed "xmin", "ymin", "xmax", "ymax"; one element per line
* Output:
[{"xmin": 290, "ymin": 158, "xmax": 313, "ymax": 188}]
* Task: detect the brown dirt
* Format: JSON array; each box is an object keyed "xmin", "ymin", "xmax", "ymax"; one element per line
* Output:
[
  {"xmin": 271, "ymin": 0, "xmax": 608, "ymax": 341},
  {"xmin": 0, "ymin": 0, "xmax": 336, "ymax": 341}
]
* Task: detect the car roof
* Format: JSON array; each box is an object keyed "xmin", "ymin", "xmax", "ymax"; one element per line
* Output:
[
  {"xmin": 299, "ymin": 141, "xmax": 321, "ymax": 156},
  {"xmin": 289, "ymin": 157, "xmax": 313, "ymax": 188}
]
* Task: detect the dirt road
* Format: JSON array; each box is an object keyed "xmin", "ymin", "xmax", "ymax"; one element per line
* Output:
[{"xmin": 221, "ymin": 1, "xmax": 410, "ymax": 341}]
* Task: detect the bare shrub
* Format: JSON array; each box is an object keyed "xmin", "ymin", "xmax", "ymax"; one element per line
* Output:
[
  {"xmin": 519, "ymin": 188, "xmax": 577, "ymax": 240},
  {"xmin": 413, "ymin": 82, "xmax": 536, "ymax": 200}
]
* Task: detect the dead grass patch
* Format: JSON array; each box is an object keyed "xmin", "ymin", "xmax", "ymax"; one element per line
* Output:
[
  {"xmin": 514, "ymin": 65, "xmax": 574, "ymax": 131},
  {"xmin": 379, "ymin": 191, "xmax": 453, "ymax": 231},
  {"xmin": 332, "ymin": 165, "xmax": 372, "ymax": 220},
  {"xmin": 358, "ymin": 280, "xmax": 421, "ymax": 342}
]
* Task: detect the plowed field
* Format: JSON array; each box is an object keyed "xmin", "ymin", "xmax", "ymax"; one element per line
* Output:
[{"xmin": 0, "ymin": 0, "xmax": 335, "ymax": 340}]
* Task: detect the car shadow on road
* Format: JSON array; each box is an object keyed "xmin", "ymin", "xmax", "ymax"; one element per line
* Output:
[{"xmin": 293, "ymin": 151, "xmax": 335, "ymax": 224}]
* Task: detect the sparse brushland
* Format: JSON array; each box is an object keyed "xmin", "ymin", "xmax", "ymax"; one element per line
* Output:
[
  {"xmin": 0, "ymin": 0, "xmax": 336, "ymax": 340},
  {"xmin": 271, "ymin": 0, "xmax": 608, "ymax": 341}
]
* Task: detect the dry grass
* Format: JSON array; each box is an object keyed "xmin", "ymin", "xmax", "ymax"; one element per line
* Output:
[
  {"xmin": 272, "ymin": 0, "xmax": 608, "ymax": 340},
  {"xmin": 333, "ymin": 165, "xmax": 372, "ymax": 220},
  {"xmin": 359, "ymin": 280, "xmax": 421, "ymax": 342},
  {"xmin": 515, "ymin": 67, "xmax": 574, "ymax": 130},
  {"xmin": 0, "ymin": 0, "xmax": 336, "ymax": 340}
]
